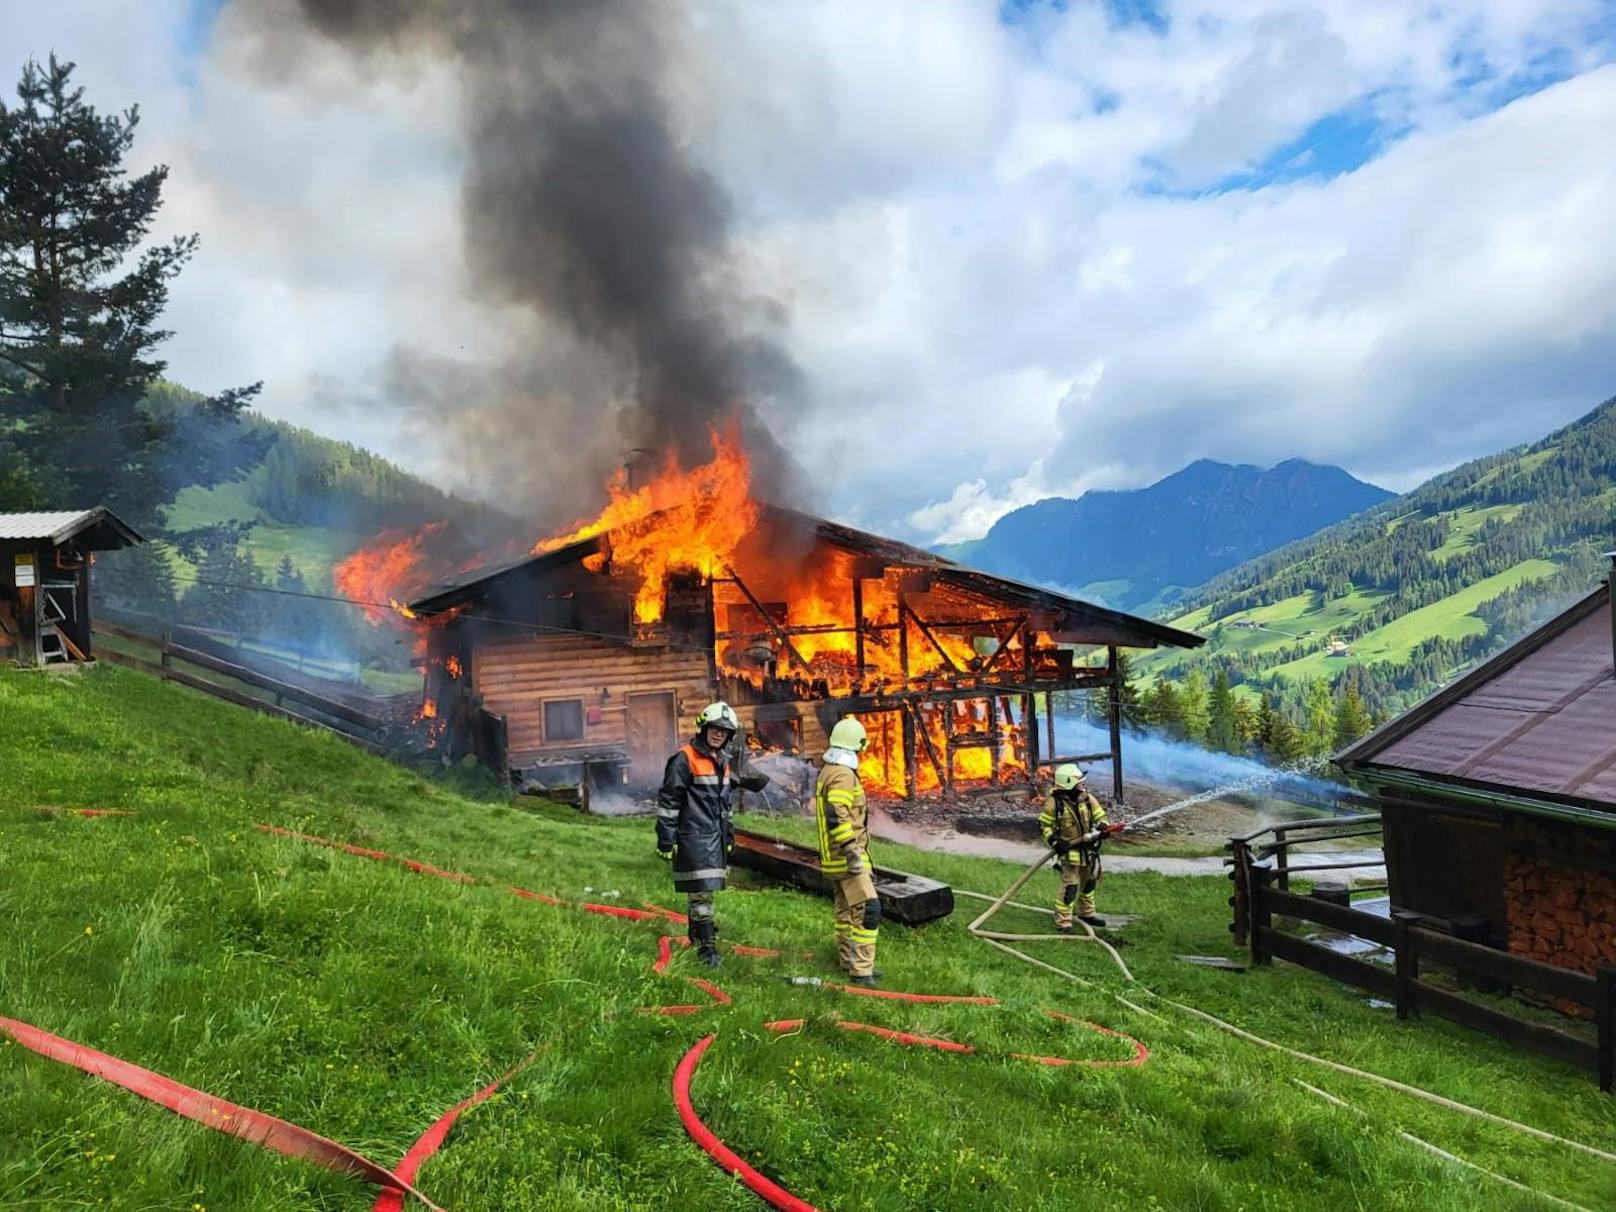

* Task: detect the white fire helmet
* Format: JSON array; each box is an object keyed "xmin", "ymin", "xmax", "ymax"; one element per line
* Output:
[
  {"xmin": 1053, "ymin": 763, "xmax": 1086, "ymax": 790},
  {"xmin": 828, "ymin": 717, "xmax": 869, "ymax": 753},
  {"xmin": 696, "ymin": 701, "xmax": 739, "ymax": 735}
]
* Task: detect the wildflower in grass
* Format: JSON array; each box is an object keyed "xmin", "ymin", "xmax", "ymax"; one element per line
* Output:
[{"xmin": 84, "ymin": 925, "xmax": 93, "ymax": 935}]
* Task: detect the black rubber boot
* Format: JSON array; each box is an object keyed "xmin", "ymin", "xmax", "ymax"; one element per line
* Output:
[
  {"xmin": 1079, "ymin": 915, "xmax": 1107, "ymax": 928},
  {"xmin": 691, "ymin": 920, "xmax": 721, "ymax": 968},
  {"xmin": 850, "ymin": 974, "xmax": 879, "ymax": 988},
  {"xmin": 1055, "ymin": 923, "xmax": 1075, "ymax": 935}
]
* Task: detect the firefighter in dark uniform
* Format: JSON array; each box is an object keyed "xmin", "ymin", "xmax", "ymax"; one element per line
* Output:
[{"xmin": 655, "ymin": 702, "xmax": 765, "ymax": 967}]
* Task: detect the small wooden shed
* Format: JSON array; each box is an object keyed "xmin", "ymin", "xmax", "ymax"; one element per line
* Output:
[
  {"xmin": 1339, "ymin": 562, "xmax": 1616, "ymax": 996},
  {"xmin": 0, "ymin": 508, "xmax": 144, "ymax": 667}
]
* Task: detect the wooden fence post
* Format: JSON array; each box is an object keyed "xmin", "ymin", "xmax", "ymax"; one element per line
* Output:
[
  {"xmin": 159, "ymin": 630, "xmax": 172, "ymax": 678},
  {"xmin": 1393, "ymin": 909, "xmax": 1421, "ymax": 1022},
  {"xmin": 1249, "ymin": 864, "xmax": 1272, "ymax": 966},
  {"xmin": 1598, "ymin": 968, "xmax": 1615, "ymax": 1094},
  {"xmin": 1229, "ymin": 838, "xmax": 1250, "ymax": 949},
  {"xmin": 1274, "ymin": 826, "xmax": 1290, "ymax": 893}
]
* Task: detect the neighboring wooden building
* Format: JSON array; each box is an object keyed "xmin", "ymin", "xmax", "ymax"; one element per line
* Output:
[
  {"xmin": 1339, "ymin": 562, "xmax": 1616, "ymax": 1003},
  {"xmin": 0, "ymin": 508, "xmax": 143, "ymax": 667},
  {"xmin": 409, "ymin": 506, "xmax": 1204, "ymax": 797}
]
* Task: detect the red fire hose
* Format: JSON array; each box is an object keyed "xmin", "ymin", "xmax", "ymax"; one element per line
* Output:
[
  {"xmin": 3, "ymin": 823, "xmax": 1150, "ymax": 1210},
  {"xmin": 672, "ymin": 1034, "xmax": 820, "ymax": 1212},
  {"xmin": 763, "ymin": 1013, "xmax": 1148, "ymax": 1068},
  {"xmin": 0, "ymin": 1015, "xmax": 444, "ymax": 1211},
  {"xmin": 371, "ymin": 1054, "xmax": 542, "ymax": 1212}
]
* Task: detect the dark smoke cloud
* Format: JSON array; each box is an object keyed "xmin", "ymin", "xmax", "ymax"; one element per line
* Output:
[{"xmin": 259, "ymin": 0, "xmax": 802, "ymax": 520}]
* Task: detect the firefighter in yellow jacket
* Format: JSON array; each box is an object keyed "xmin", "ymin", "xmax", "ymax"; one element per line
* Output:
[
  {"xmin": 815, "ymin": 717, "xmax": 880, "ymax": 986},
  {"xmin": 1039, "ymin": 764, "xmax": 1114, "ymax": 931}
]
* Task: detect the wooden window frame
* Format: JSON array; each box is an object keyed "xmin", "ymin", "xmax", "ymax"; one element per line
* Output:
[{"xmin": 542, "ymin": 697, "xmax": 586, "ymax": 743}]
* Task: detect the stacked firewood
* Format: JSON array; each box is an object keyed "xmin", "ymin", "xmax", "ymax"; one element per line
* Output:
[{"xmin": 1505, "ymin": 854, "xmax": 1616, "ymax": 1016}]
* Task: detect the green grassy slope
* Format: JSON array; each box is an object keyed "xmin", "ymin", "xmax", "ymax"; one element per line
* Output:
[
  {"xmin": 1138, "ymin": 397, "xmax": 1616, "ymax": 713},
  {"xmin": 2, "ymin": 667, "xmax": 1613, "ymax": 1210}
]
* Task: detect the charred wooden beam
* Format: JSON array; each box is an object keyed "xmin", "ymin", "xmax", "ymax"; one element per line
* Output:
[
  {"xmin": 1025, "ymin": 691, "xmax": 1040, "ymax": 770},
  {"xmin": 729, "ymin": 829, "xmax": 953, "ymax": 924},
  {"xmin": 901, "ymin": 597, "xmax": 961, "ymax": 674},
  {"xmin": 1107, "ymin": 644, "xmax": 1124, "ymax": 805},
  {"xmin": 722, "ymin": 566, "xmax": 812, "ymax": 672},
  {"xmin": 987, "ymin": 697, "xmax": 1001, "ymax": 784},
  {"xmin": 905, "ymin": 700, "xmax": 945, "ymax": 787},
  {"xmin": 980, "ymin": 619, "xmax": 1027, "ymax": 674},
  {"xmin": 852, "ymin": 575, "xmax": 866, "ymax": 674},
  {"xmin": 901, "ymin": 705, "xmax": 918, "ymax": 801}
]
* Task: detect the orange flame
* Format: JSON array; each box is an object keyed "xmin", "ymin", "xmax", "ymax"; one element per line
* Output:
[
  {"xmin": 535, "ymin": 424, "xmax": 756, "ymax": 623},
  {"xmin": 335, "ymin": 522, "xmax": 448, "ymax": 625}
]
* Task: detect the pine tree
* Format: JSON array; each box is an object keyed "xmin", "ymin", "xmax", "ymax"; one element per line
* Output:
[
  {"xmin": 1334, "ymin": 683, "xmax": 1373, "ymax": 748},
  {"xmin": 0, "ymin": 56, "xmax": 259, "ymax": 525},
  {"xmin": 1207, "ymin": 669, "xmax": 1239, "ymax": 753},
  {"xmin": 1179, "ymin": 670, "xmax": 1210, "ymax": 744},
  {"xmin": 1144, "ymin": 678, "xmax": 1183, "ymax": 736},
  {"xmin": 1302, "ymin": 678, "xmax": 1336, "ymax": 758},
  {"xmin": 1232, "ymin": 696, "xmax": 1260, "ymax": 750}
]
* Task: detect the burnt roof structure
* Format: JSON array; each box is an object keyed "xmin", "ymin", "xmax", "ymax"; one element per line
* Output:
[
  {"xmin": 1340, "ymin": 579, "xmax": 1616, "ymax": 823},
  {"xmin": 410, "ymin": 504, "xmax": 1205, "ymax": 652}
]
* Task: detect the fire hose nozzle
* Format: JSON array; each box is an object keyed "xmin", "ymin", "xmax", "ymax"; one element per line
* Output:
[{"xmin": 782, "ymin": 975, "xmax": 824, "ymax": 988}]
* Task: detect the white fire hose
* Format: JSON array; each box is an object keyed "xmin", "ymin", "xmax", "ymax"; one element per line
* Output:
[{"xmin": 957, "ymin": 844, "xmax": 1613, "ymax": 1208}]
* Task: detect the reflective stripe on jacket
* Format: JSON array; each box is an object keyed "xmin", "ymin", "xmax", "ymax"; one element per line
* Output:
[
  {"xmin": 656, "ymin": 740, "xmax": 733, "ymax": 892},
  {"xmin": 815, "ymin": 762, "xmax": 868, "ymax": 876}
]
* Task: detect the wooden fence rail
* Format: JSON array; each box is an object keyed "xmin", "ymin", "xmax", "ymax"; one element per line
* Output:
[
  {"xmin": 94, "ymin": 621, "xmax": 389, "ymax": 754},
  {"xmin": 1229, "ymin": 822, "xmax": 1616, "ymax": 1091}
]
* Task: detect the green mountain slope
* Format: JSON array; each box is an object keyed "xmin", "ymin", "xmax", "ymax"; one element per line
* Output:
[
  {"xmin": 936, "ymin": 459, "xmax": 1392, "ymax": 613},
  {"xmin": 3, "ymin": 665, "xmax": 1612, "ymax": 1209},
  {"xmin": 1138, "ymin": 396, "xmax": 1616, "ymax": 718}
]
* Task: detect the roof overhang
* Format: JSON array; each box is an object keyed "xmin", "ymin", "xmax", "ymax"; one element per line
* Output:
[{"xmin": 0, "ymin": 507, "xmax": 144, "ymax": 551}]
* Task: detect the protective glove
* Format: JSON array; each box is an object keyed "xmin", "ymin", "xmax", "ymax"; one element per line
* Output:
[
  {"xmin": 656, "ymin": 847, "xmax": 673, "ymax": 863},
  {"xmin": 1050, "ymin": 838, "xmax": 1072, "ymax": 857},
  {"xmin": 845, "ymin": 849, "xmax": 867, "ymax": 876}
]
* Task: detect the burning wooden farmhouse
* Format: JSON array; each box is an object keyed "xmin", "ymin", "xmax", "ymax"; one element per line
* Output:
[
  {"xmin": 1339, "ymin": 560, "xmax": 1616, "ymax": 1010},
  {"xmin": 0, "ymin": 508, "xmax": 143, "ymax": 667},
  {"xmin": 405, "ymin": 504, "xmax": 1203, "ymax": 799}
]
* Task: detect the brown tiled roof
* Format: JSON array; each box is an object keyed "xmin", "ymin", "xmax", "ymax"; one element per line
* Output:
[{"xmin": 1340, "ymin": 583, "xmax": 1616, "ymax": 809}]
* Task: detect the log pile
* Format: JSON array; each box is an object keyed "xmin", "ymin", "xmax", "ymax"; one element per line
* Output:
[{"xmin": 1505, "ymin": 853, "xmax": 1616, "ymax": 1018}]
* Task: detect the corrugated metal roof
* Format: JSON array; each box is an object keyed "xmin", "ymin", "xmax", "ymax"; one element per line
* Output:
[
  {"xmin": 0, "ymin": 507, "xmax": 144, "ymax": 547},
  {"xmin": 0, "ymin": 510, "xmax": 103, "ymax": 542},
  {"xmin": 1344, "ymin": 584, "xmax": 1616, "ymax": 810}
]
